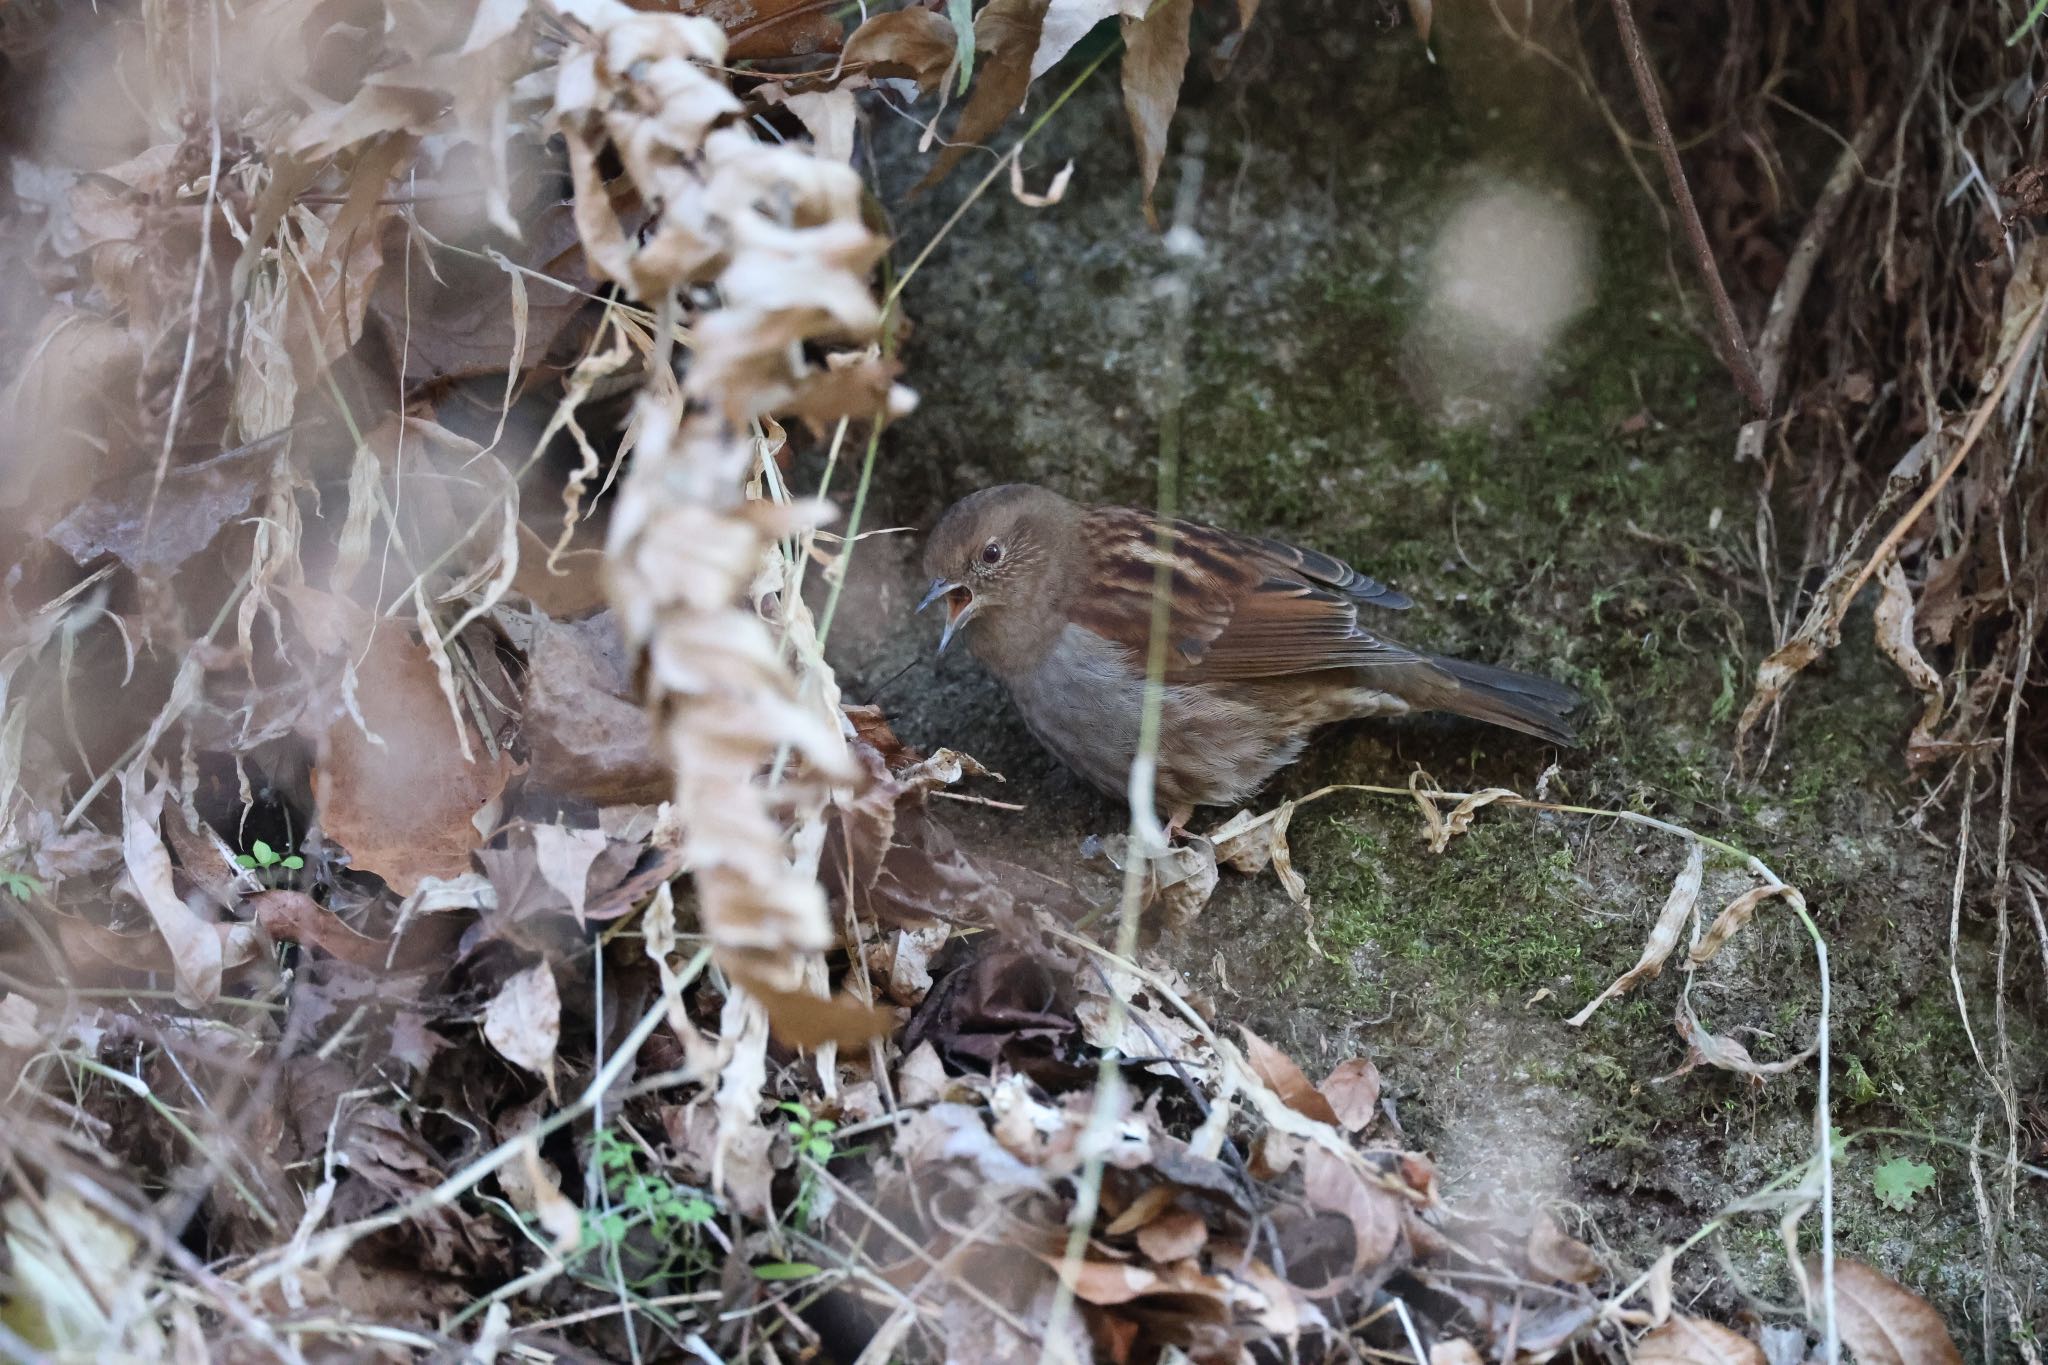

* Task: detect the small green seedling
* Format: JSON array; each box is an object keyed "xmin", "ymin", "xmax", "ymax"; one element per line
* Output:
[
  {"xmin": 573, "ymin": 1125, "xmax": 716, "ymax": 1293},
  {"xmin": 236, "ymin": 840, "xmax": 304, "ymax": 873},
  {"xmin": 1872, "ymin": 1155, "xmax": 1935, "ymax": 1212},
  {"xmin": 0, "ymin": 867, "xmax": 42, "ymax": 899},
  {"xmin": 778, "ymin": 1101, "xmax": 841, "ymax": 1231}
]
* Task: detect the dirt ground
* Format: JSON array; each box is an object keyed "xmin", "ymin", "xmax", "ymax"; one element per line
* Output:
[{"xmin": 807, "ymin": 2, "xmax": 2048, "ymax": 1346}]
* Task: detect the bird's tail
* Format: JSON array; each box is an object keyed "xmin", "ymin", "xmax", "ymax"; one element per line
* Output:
[{"xmin": 1430, "ymin": 655, "xmax": 1581, "ymax": 747}]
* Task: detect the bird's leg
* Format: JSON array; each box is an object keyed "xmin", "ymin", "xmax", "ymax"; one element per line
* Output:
[{"xmin": 1163, "ymin": 803, "xmax": 1194, "ymax": 844}]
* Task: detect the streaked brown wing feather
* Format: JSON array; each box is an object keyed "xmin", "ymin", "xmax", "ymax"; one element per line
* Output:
[{"xmin": 1070, "ymin": 509, "xmax": 1432, "ymax": 682}]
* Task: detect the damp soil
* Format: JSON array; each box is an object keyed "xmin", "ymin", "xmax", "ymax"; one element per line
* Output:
[{"xmin": 805, "ymin": 0, "xmax": 2048, "ymax": 1345}]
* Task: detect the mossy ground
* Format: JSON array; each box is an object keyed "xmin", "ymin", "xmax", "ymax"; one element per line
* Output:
[{"xmin": 814, "ymin": 0, "xmax": 2047, "ymax": 1350}]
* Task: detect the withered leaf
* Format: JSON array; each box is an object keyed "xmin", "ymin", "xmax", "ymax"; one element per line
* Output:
[
  {"xmin": 1568, "ymin": 841, "xmax": 1703, "ymax": 1026},
  {"xmin": 531, "ymin": 824, "xmax": 607, "ymax": 924},
  {"xmin": 369, "ymin": 202, "xmax": 603, "ymax": 386},
  {"xmin": 1300, "ymin": 1145, "xmax": 1404, "ymax": 1277},
  {"xmin": 250, "ymin": 889, "xmax": 390, "ymax": 969},
  {"xmin": 1671, "ymin": 992, "xmax": 1817, "ymax": 1081},
  {"xmin": 483, "ymin": 962, "xmax": 560, "ymax": 1094},
  {"xmin": 1317, "ymin": 1056, "xmax": 1381, "ymax": 1134},
  {"xmin": 1119, "ymin": 0, "xmax": 1192, "ymax": 228},
  {"xmin": 119, "ymin": 773, "xmax": 223, "ymax": 1007},
  {"xmin": 1636, "ymin": 1316, "xmax": 1765, "ymax": 1365},
  {"xmin": 1816, "ymin": 1259, "xmax": 1964, "ymax": 1365},
  {"xmin": 316, "ymin": 627, "xmax": 511, "ymax": 894},
  {"xmin": 1239, "ymin": 1026, "xmax": 1340, "ymax": 1127},
  {"xmin": 48, "ymin": 440, "xmax": 280, "ymax": 573},
  {"xmin": 1525, "ymin": 1214, "xmax": 1603, "ymax": 1285},
  {"xmin": 520, "ymin": 613, "xmax": 669, "ymax": 806},
  {"xmin": 1688, "ymin": 882, "xmax": 1790, "ymax": 966},
  {"xmin": 1135, "ymin": 1207, "xmax": 1207, "ymax": 1263},
  {"xmin": 916, "ymin": 0, "xmax": 1051, "ymax": 191},
  {"xmin": 843, "ymin": 8, "xmax": 958, "ymax": 94}
]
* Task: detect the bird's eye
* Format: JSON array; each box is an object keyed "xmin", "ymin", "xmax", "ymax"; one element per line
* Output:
[{"xmin": 980, "ymin": 540, "xmax": 1004, "ymax": 566}]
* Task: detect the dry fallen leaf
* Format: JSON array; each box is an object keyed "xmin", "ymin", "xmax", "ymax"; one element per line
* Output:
[
  {"xmin": 1526, "ymin": 1214, "xmax": 1603, "ymax": 1284},
  {"xmin": 1300, "ymin": 1145, "xmax": 1404, "ymax": 1277},
  {"xmin": 316, "ymin": 627, "xmax": 511, "ymax": 894},
  {"xmin": 1568, "ymin": 841, "xmax": 1703, "ymax": 1027},
  {"xmin": 519, "ymin": 613, "xmax": 669, "ymax": 806},
  {"xmin": 483, "ymin": 962, "xmax": 560, "ymax": 1096},
  {"xmin": 1816, "ymin": 1259, "xmax": 1964, "ymax": 1365},
  {"xmin": 1238, "ymin": 1027, "xmax": 1340, "ymax": 1127},
  {"xmin": 249, "ymin": 889, "xmax": 391, "ymax": 969},
  {"xmin": 119, "ymin": 772, "xmax": 223, "ymax": 1008},
  {"xmin": 916, "ymin": 0, "xmax": 1051, "ymax": 191},
  {"xmin": 531, "ymin": 824, "xmax": 607, "ymax": 924},
  {"xmin": 1317, "ymin": 1056, "xmax": 1382, "ymax": 1134},
  {"xmin": 1135, "ymin": 1207, "xmax": 1208, "ymax": 1262},
  {"xmin": 1635, "ymin": 1316, "xmax": 1766, "ymax": 1365}
]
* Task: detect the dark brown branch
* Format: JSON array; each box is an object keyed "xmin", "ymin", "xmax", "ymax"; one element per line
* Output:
[{"xmin": 1608, "ymin": 0, "xmax": 1768, "ymax": 416}]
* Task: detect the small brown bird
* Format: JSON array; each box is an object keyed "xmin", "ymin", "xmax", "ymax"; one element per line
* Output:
[{"xmin": 918, "ymin": 484, "xmax": 1578, "ymax": 828}]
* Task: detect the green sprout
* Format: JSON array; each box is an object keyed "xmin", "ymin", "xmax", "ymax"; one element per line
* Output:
[
  {"xmin": 236, "ymin": 840, "xmax": 304, "ymax": 873},
  {"xmin": 778, "ymin": 1101, "xmax": 842, "ymax": 1232},
  {"xmin": 574, "ymin": 1125, "xmax": 717, "ymax": 1293}
]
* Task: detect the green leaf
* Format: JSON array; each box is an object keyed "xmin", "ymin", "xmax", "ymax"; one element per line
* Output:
[
  {"xmin": 779, "ymin": 1101, "xmax": 813, "ymax": 1124},
  {"xmin": 804, "ymin": 1138, "xmax": 834, "ymax": 1162},
  {"xmin": 753, "ymin": 1262, "xmax": 822, "ymax": 1281},
  {"xmin": 947, "ymin": 0, "xmax": 975, "ymax": 94},
  {"xmin": 236, "ymin": 854, "xmax": 258, "ymax": 869},
  {"xmin": 1873, "ymin": 1155, "xmax": 1935, "ymax": 1212},
  {"xmin": 251, "ymin": 840, "xmax": 274, "ymax": 860},
  {"xmin": 282, "ymin": 855, "xmax": 304, "ymax": 870}
]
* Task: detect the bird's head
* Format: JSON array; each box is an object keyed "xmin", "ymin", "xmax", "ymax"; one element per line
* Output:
[{"xmin": 917, "ymin": 484, "xmax": 1080, "ymax": 660}]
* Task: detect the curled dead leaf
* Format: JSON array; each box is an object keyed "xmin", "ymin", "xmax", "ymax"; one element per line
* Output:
[
  {"xmin": 1670, "ymin": 992, "xmax": 1817, "ymax": 1081},
  {"xmin": 1409, "ymin": 771, "xmax": 1514, "ymax": 854},
  {"xmin": 843, "ymin": 8, "xmax": 957, "ymax": 94},
  {"xmin": 1238, "ymin": 1027, "xmax": 1339, "ymax": 1127},
  {"xmin": 119, "ymin": 773, "xmax": 223, "ymax": 1007},
  {"xmin": 1688, "ymin": 882, "xmax": 1790, "ymax": 965},
  {"xmin": 1568, "ymin": 842, "xmax": 1703, "ymax": 1026}
]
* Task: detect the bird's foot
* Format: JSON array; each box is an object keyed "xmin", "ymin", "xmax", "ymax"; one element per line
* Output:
[{"xmin": 1163, "ymin": 804, "xmax": 1195, "ymax": 845}]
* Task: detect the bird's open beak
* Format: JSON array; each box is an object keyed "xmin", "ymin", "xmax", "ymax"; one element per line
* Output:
[{"xmin": 916, "ymin": 578, "xmax": 977, "ymax": 654}]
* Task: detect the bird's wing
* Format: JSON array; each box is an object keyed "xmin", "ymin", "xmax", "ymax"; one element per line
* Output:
[{"xmin": 1069, "ymin": 509, "xmax": 1432, "ymax": 683}]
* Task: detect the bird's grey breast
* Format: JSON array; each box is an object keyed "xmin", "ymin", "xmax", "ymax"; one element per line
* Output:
[
  {"xmin": 1004, "ymin": 625, "xmax": 1145, "ymax": 796},
  {"xmin": 1002, "ymin": 625, "xmax": 1319, "ymax": 807}
]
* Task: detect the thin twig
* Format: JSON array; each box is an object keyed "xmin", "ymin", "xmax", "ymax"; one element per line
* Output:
[
  {"xmin": 1735, "ymin": 108, "xmax": 1888, "ymax": 461},
  {"xmin": 1607, "ymin": 0, "xmax": 1766, "ymax": 414}
]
